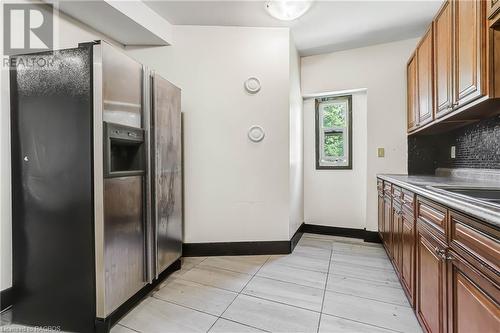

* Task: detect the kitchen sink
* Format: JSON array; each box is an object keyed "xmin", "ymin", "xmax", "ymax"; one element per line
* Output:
[{"xmin": 431, "ymin": 186, "xmax": 500, "ymax": 205}]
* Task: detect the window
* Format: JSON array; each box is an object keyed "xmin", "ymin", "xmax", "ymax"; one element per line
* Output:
[{"xmin": 315, "ymin": 95, "xmax": 352, "ymax": 169}]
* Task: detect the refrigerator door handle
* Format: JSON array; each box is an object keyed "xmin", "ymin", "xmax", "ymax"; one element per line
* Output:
[
  {"xmin": 152, "ymin": 73, "xmax": 160, "ymax": 279},
  {"xmin": 143, "ymin": 65, "xmax": 154, "ymax": 284}
]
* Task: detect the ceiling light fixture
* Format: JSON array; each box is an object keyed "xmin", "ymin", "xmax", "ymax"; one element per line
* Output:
[{"xmin": 265, "ymin": 0, "xmax": 313, "ymax": 21}]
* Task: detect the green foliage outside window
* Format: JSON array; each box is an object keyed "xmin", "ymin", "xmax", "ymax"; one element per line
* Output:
[
  {"xmin": 323, "ymin": 103, "xmax": 346, "ymax": 128},
  {"xmin": 324, "ymin": 132, "xmax": 344, "ymax": 158}
]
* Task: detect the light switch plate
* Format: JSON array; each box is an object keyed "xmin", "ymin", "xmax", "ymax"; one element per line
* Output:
[
  {"xmin": 451, "ymin": 146, "xmax": 456, "ymax": 159},
  {"xmin": 377, "ymin": 147, "xmax": 385, "ymax": 157}
]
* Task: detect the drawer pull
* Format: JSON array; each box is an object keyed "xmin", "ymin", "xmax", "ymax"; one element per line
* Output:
[
  {"xmin": 434, "ymin": 247, "xmax": 453, "ymax": 261},
  {"xmin": 435, "ymin": 247, "xmax": 446, "ymax": 256}
]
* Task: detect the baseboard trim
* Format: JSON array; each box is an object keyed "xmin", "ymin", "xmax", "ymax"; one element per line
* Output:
[
  {"xmin": 302, "ymin": 224, "xmax": 382, "ymax": 244},
  {"xmin": 1, "ymin": 287, "xmax": 13, "ymax": 312},
  {"xmin": 363, "ymin": 230, "xmax": 383, "ymax": 243},
  {"xmin": 290, "ymin": 223, "xmax": 304, "ymax": 252},
  {"xmin": 95, "ymin": 258, "xmax": 181, "ymax": 333},
  {"xmin": 183, "ymin": 224, "xmax": 305, "ymax": 257}
]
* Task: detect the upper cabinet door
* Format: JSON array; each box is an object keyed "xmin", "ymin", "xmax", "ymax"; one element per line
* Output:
[
  {"xmin": 454, "ymin": 0, "xmax": 486, "ymax": 107},
  {"xmin": 417, "ymin": 26, "xmax": 434, "ymax": 127},
  {"xmin": 407, "ymin": 54, "xmax": 418, "ymax": 131},
  {"xmin": 434, "ymin": 0, "xmax": 453, "ymax": 118}
]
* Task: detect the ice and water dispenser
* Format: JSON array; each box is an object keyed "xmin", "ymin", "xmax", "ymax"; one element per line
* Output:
[{"xmin": 103, "ymin": 122, "xmax": 145, "ymax": 177}]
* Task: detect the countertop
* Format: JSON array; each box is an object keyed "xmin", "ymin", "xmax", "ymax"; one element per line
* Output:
[{"xmin": 377, "ymin": 174, "xmax": 500, "ymax": 228}]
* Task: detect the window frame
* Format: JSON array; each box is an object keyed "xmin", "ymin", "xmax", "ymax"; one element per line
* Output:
[{"xmin": 315, "ymin": 95, "xmax": 353, "ymax": 170}]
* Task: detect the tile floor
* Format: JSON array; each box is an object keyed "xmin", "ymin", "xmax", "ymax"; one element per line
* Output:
[{"xmin": 1, "ymin": 234, "xmax": 423, "ymax": 333}]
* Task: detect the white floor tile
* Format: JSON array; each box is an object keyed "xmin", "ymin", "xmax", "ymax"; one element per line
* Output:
[
  {"xmin": 257, "ymin": 261, "xmax": 327, "ymax": 289},
  {"xmin": 302, "ymin": 233, "xmax": 337, "ymax": 241},
  {"xmin": 242, "ymin": 276, "xmax": 324, "ymax": 312},
  {"xmin": 222, "ymin": 294, "xmax": 320, "ymax": 333},
  {"xmin": 332, "ymin": 243, "xmax": 386, "ymax": 257},
  {"xmin": 154, "ymin": 278, "xmax": 238, "ymax": 316},
  {"xmin": 180, "ymin": 266, "xmax": 253, "ymax": 292},
  {"xmin": 322, "ymin": 291, "xmax": 422, "ymax": 332},
  {"xmin": 329, "ymin": 261, "xmax": 400, "ymax": 287},
  {"xmin": 297, "ymin": 237, "xmax": 333, "ymax": 250},
  {"xmin": 326, "ymin": 275, "xmax": 410, "ymax": 307},
  {"xmin": 199, "ymin": 255, "xmax": 269, "ymax": 275},
  {"xmin": 332, "ymin": 252, "xmax": 394, "ymax": 270},
  {"xmin": 292, "ymin": 245, "xmax": 332, "ymax": 261},
  {"xmin": 267, "ymin": 253, "xmax": 330, "ymax": 273},
  {"xmin": 209, "ymin": 319, "xmax": 265, "ymax": 333},
  {"xmin": 110, "ymin": 324, "xmax": 137, "ymax": 333},
  {"xmin": 318, "ymin": 314, "xmax": 394, "ymax": 333},
  {"xmin": 119, "ymin": 297, "xmax": 217, "ymax": 333},
  {"xmin": 182, "ymin": 257, "xmax": 207, "ymax": 270}
]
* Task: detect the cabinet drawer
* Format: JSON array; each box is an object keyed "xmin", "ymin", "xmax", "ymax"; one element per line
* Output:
[
  {"xmin": 392, "ymin": 185, "xmax": 402, "ymax": 202},
  {"xmin": 402, "ymin": 189, "xmax": 415, "ymax": 215},
  {"xmin": 450, "ymin": 211, "xmax": 500, "ymax": 274},
  {"xmin": 377, "ymin": 179, "xmax": 384, "ymax": 194},
  {"xmin": 416, "ymin": 197, "xmax": 447, "ymax": 236},
  {"xmin": 384, "ymin": 182, "xmax": 392, "ymax": 197}
]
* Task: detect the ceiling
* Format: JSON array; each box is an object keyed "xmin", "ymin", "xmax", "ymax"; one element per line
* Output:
[{"xmin": 144, "ymin": 0, "xmax": 443, "ymax": 56}]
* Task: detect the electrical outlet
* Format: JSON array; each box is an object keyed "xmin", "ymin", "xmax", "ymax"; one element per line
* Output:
[
  {"xmin": 451, "ymin": 146, "xmax": 456, "ymax": 159},
  {"xmin": 377, "ymin": 147, "xmax": 385, "ymax": 158}
]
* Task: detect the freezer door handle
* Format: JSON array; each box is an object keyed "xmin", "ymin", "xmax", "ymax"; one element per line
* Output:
[{"xmin": 143, "ymin": 65, "xmax": 154, "ymax": 284}]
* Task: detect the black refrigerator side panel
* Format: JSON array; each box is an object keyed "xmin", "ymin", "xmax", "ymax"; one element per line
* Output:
[{"xmin": 10, "ymin": 47, "xmax": 95, "ymax": 332}]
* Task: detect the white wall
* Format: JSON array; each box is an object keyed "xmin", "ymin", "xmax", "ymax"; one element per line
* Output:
[
  {"xmin": 303, "ymin": 92, "xmax": 367, "ymax": 229},
  {"xmin": 128, "ymin": 26, "xmax": 292, "ymax": 243},
  {"xmin": 301, "ymin": 38, "xmax": 418, "ymax": 231},
  {"xmin": 288, "ymin": 35, "xmax": 304, "ymax": 238}
]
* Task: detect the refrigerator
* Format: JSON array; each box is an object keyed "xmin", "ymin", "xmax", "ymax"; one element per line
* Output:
[{"xmin": 9, "ymin": 40, "xmax": 182, "ymax": 332}]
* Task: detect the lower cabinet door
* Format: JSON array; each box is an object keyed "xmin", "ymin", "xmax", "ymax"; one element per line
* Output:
[
  {"xmin": 447, "ymin": 251, "xmax": 500, "ymax": 333},
  {"xmin": 384, "ymin": 197, "xmax": 392, "ymax": 257},
  {"xmin": 416, "ymin": 226, "xmax": 447, "ymax": 333},
  {"xmin": 378, "ymin": 194, "xmax": 385, "ymax": 240},
  {"xmin": 401, "ymin": 214, "xmax": 415, "ymax": 307},
  {"xmin": 392, "ymin": 209, "xmax": 403, "ymax": 272}
]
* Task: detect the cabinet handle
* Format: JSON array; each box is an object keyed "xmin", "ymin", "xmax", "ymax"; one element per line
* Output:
[
  {"xmin": 435, "ymin": 247, "xmax": 446, "ymax": 256},
  {"xmin": 443, "ymin": 253, "xmax": 454, "ymax": 261},
  {"xmin": 435, "ymin": 247, "xmax": 453, "ymax": 261}
]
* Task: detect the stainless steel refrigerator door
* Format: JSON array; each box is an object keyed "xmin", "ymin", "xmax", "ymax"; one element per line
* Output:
[
  {"xmin": 103, "ymin": 176, "xmax": 145, "ymax": 315},
  {"xmin": 94, "ymin": 42, "xmax": 147, "ymax": 318},
  {"xmin": 152, "ymin": 74, "xmax": 183, "ymax": 275},
  {"xmin": 102, "ymin": 42, "xmax": 143, "ymax": 128}
]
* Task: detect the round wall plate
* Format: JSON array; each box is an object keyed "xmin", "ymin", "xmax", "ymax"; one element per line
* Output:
[
  {"xmin": 244, "ymin": 77, "xmax": 261, "ymax": 94},
  {"xmin": 248, "ymin": 125, "xmax": 265, "ymax": 142}
]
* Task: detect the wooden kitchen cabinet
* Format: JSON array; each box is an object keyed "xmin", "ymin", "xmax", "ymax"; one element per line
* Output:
[
  {"xmin": 378, "ymin": 180, "xmax": 385, "ymax": 241},
  {"xmin": 447, "ymin": 251, "xmax": 500, "ymax": 333},
  {"xmin": 383, "ymin": 194, "xmax": 392, "ymax": 257},
  {"xmin": 392, "ymin": 206, "xmax": 403, "ymax": 272},
  {"xmin": 490, "ymin": 0, "xmax": 500, "ymax": 20},
  {"xmin": 401, "ymin": 189, "xmax": 416, "ymax": 307},
  {"xmin": 434, "ymin": 0, "xmax": 453, "ymax": 118},
  {"xmin": 392, "ymin": 187, "xmax": 403, "ymax": 273},
  {"xmin": 416, "ymin": 223, "xmax": 448, "ymax": 333},
  {"xmin": 377, "ymin": 179, "xmax": 500, "ymax": 333},
  {"xmin": 454, "ymin": 0, "xmax": 486, "ymax": 108},
  {"xmin": 407, "ymin": 0, "xmax": 500, "ymax": 134},
  {"xmin": 407, "ymin": 54, "xmax": 418, "ymax": 131},
  {"xmin": 401, "ymin": 213, "xmax": 415, "ymax": 306},
  {"xmin": 417, "ymin": 26, "xmax": 435, "ymax": 127}
]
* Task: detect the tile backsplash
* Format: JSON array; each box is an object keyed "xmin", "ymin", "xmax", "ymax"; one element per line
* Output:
[{"xmin": 408, "ymin": 115, "xmax": 500, "ymax": 174}]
